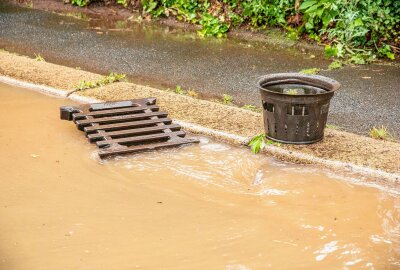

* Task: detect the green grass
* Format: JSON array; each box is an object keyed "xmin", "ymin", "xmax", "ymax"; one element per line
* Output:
[
  {"xmin": 222, "ymin": 94, "xmax": 233, "ymax": 105},
  {"xmin": 325, "ymin": 124, "xmax": 339, "ymax": 130},
  {"xmin": 328, "ymin": 60, "xmax": 343, "ymax": 70},
  {"xmin": 172, "ymin": 85, "xmax": 199, "ymax": 98},
  {"xmin": 174, "ymin": 85, "xmax": 185, "ymax": 95},
  {"xmin": 34, "ymin": 54, "xmax": 45, "ymax": 62},
  {"xmin": 76, "ymin": 72, "xmax": 126, "ymax": 91},
  {"xmin": 77, "ymin": 80, "xmax": 97, "ymax": 90},
  {"xmin": 100, "ymin": 72, "xmax": 126, "ymax": 85},
  {"xmin": 242, "ymin": 104, "xmax": 260, "ymax": 112},
  {"xmin": 369, "ymin": 126, "xmax": 391, "ymax": 140},
  {"xmin": 299, "ymin": 68, "xmax": 320, "ymax": 75}
]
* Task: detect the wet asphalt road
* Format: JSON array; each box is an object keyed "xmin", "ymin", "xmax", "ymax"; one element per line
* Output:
[{"xmin": 0, "ymin": 2, "xmax": 399, "ymax": 137}]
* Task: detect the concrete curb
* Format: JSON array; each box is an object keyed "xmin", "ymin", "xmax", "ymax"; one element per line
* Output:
[
  {"xmin": 69, "ymin": 92, "xmax": 101, "ymax": 103},
  {"xmin": 1, "ymin": 75, "xmax": 399, "ymax": 186},
  {"xmin": 0, "ymin": 75, "xmax": 72, "ymax": 97}
]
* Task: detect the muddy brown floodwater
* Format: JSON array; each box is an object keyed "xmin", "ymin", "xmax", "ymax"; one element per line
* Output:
[{"xmin": 0, "ymin": 82, "xmax": 399, "ymax": 269}]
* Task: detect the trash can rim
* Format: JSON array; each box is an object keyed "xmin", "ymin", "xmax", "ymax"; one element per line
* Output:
[{"xmin": 257, "ymin": 73, "xmax": 341, "ymax": 97}]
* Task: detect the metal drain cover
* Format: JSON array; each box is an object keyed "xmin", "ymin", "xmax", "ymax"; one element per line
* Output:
[{"xmin": 60, "ymin": 98, "xmax": 199, "ymax": 158}]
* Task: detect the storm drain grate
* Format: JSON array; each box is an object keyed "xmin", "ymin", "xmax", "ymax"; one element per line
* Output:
[{"xmin": 60, "ymin": 98, "xmax": 199, "ymax": 158}]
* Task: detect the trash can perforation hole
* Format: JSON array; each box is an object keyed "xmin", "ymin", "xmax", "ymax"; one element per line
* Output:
[
  {"xmin": 287, "ymin": 104, "xmax": 309, "ymax": 116},
  {"xmin": 263, "ymin": 102, "xmax": 275, "ymax": 112}
]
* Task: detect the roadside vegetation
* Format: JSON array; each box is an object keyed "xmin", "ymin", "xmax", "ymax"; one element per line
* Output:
[
  {"xmin": 242, "ymin": 104, "xmax": 260, "ymax": 112},
  {"xmin": 299, "ymin": 68, "xmax": 320, "ymax": 75},
  {"xmin": 173, "ymin": 85, "xmax": 199, "ymax": 98},
  {"xmin": 325, "ymin": 124, "xmax": 339, "ymax": 130},
  {"xmin": 248, "ymin": 133, "xmax": 281, "ymax": 154},
  {"xmin": 65, "ymin": 0, "xmax": 399, "ymax": 62},
  {"xmin": 76, "ymin": 72, "xmax": 126, "ymax": 90},
  {"xmin": 174, "ymin": 84, "xmax": 185, "ymax": 94},
  {"xmin": 34, "ymin": 53, "xmax": 45, "ymax": 62},
  {"xmin": 369, "ymin": 126, "xmax": 392, "ymax": 140},
  {"xmin": 222, "ymin": 94, "xmax": 233, "ymax": 105}
]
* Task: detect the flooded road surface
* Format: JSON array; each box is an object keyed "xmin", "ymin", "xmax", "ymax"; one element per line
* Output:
[
  {"xmin": 0, "ymin": 1, "xmax": 399, "ymax": 137},
  {"xmin": 0, "ymin": 82, "xmax": 399, "ymax": 269}
]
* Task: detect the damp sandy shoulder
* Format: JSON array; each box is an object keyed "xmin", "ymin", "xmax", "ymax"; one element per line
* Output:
[{"xmin": 0, "ymin": 82, "xmax": 399, "ymax": 269}]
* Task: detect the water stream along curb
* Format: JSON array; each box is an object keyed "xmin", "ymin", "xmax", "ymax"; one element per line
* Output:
[{"xmin": 1, "ymin": 74, "xmax": 399, "ymax": 190}]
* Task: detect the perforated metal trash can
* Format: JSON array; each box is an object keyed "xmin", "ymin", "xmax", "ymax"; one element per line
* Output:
[{"xmin": 257, "ymin": 73, "xmax": 340, "ymax": 144}]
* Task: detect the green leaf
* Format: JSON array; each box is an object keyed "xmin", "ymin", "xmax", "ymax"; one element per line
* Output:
[
  {"xmin": 328, "ymin": 60, "xmax": 343, "ymax": 70},
  {"xmin": 248, "ymin": 134, "xmax": 266, "ymax": 154},
  {"xmin": 305, "ymin": 22, "xmax": 314, "ymax": 30},
  {"xmin": 322, "ymin": 14, "xmax": 332, "ymax": 27},
  {"xmin": 316, "ymin": 8, "xmax": 324, "ymax": 17},
  {"xmin": 306, "ymin": 4, "xmax": 322, "ymax": 13},
  {"xmin": 353, "ymin": 18, "xmax": 364, "ymax": 27},
  {"xmin": 300, "ymin": 0, "xmax": 317, "ymax": 10},
  {"xmin": 386, "ymin": 52, "xmax": 395, "ymax": 60},
  {"xmin": 324, "ymin": 45, "xmax": 338, "ymax": 57}
]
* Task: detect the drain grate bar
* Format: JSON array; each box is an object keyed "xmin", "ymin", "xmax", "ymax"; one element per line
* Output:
[
  {"xmin": 98, "ymin": 140, "xmax": 193, "ymax": 158},
  {"xmin": 83, "ymin": 118, "xmax": 173, "ymax": 133},
  {"xmin": 75, "ymin": 111, "xmax": 168, "ymax": 129},
  {"xmin": 72, "ymin": 105, "xmax": 160, "ymax": 119},
  {"xmin": 87, "ymin": 124, "xmax": 181, "ymax": 142},
  {"xmin": 96, "ymin": 130, "xmax": 186, "ymax": 148},
  {"xmin": 60, "ymin": 98, "xmax": 199, "ymax": 158}
]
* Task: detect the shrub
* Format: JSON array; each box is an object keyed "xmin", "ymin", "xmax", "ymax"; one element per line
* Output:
[
  {"xmin": 68, "ymin": 0, "xmax": 399, "ymax": 60},
  {"xmin": 70, "ymin": 0, "xmax": 91, "ymax": 7}
]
